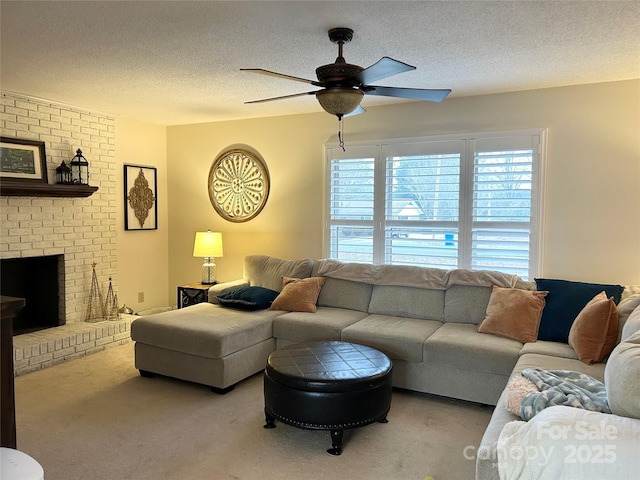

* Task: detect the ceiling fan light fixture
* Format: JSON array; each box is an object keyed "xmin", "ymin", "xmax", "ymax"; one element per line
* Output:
[
  {"xmin": 242, "ymin": 26, "xmax": 452, "ymax": 150},
  {"xmin": 315, "ymin": 88, "xmax": 363, "ymax": 117}
]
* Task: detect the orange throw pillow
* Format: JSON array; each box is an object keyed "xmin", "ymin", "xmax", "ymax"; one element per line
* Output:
[
  {"xmin": 477, "ymin": 285, "xmax": 548, "ymax": 343},
  {"xmin": 569, "ymin": 292, "xmax": 619, "ymax": 364},
  {"xmin": 270, "ymin": 276, "xmax": 326, "ymax": 313}
]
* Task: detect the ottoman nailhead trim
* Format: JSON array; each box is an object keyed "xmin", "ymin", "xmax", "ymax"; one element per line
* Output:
[{"xmin": 268, "ymin": 408, "xmax": 389, "ymax": 430}]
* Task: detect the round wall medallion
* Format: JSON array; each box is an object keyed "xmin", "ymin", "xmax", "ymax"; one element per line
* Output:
[{"xmin": 208, "ymin": 148, "xmax": 270, "ymax": 222}]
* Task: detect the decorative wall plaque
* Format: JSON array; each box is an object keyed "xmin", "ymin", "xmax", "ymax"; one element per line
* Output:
[
  {"xmin": 124, "ymin": 164, "xmax": 157, "ymax": 230},
  {"xmin": 208, "ymin": 148, "xmax": 270, "ymax": 222}
]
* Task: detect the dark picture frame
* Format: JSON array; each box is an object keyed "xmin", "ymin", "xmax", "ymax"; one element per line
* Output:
[
  {"xmin": 0, "ymin": 137, "xmax": 48, "ymax": 183},
  {"xmin": 124, "ymin": 164, "xmax": 158, "ymax": 231}
]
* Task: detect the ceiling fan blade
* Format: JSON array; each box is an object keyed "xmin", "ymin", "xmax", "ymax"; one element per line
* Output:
[
  {"xmin": 354, "ymin": 57, "xmax": 416, "ymax": 85},
  {"xmin": 241, "ymin": 69, "xmax": 323, "ymax": 87},
  {"xmin": 345, "ymin": 105, "xmax": 366, "ymax": 117},
  {"xmin": 244, "ymin": 91, "xmax": 317, "ymax": 104},
  {"xmin": 364, "ymin": 86, "xmax": 451, "ymax": 103}
]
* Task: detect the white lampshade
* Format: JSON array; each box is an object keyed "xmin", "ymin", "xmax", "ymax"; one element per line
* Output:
[
  {"xmin": 193, "ymin": 231, "xmax": 223, "ymax": 258},
  {"xmin": 193, "ymin": 231, "xmax": 223, "ymax": 284}
]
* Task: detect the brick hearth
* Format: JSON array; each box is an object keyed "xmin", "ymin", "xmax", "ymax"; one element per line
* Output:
[{"xmin": 13, "ymin": 315, "xmax": 135, "ymax": 376}]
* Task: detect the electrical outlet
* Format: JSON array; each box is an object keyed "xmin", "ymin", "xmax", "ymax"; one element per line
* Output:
[{"xmin": 138, "ymin": 292, "xmax": 144, "ymax": 303}]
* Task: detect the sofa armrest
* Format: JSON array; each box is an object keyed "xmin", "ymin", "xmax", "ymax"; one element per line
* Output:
[{"xmin": 208, "ymin": 279, "xmax": 249, "ymax": 304}]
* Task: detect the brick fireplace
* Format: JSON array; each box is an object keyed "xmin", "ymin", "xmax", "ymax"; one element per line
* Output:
[
  {"xmin": 1, "ymin": 92, "xmax": 124, "ymax": 373},
  {"xmin": 1, "ymin": 254, "xmax": 64, "ymax": 334},
  {"xmin": 1, "ymin": 91, "xmax": 118, "ymax": 322}
]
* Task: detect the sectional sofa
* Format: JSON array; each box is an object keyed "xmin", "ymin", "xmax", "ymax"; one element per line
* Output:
[{"xmin": 131, "ymin": 255, "xmax": 640, "ymax": 479}]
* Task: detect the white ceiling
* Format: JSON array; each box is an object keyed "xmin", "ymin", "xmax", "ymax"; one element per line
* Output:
[{"xmin": 1, "ymin": 1, "xmax": 639, "ymax": 126}]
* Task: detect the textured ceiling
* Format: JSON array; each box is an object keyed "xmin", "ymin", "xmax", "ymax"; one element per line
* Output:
[{"xmin": 1, "ymin": 1, "xmax": 639, "ymax": 126}]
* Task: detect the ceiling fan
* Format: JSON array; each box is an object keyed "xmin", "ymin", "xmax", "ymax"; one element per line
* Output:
[{"xmin": 241, "ymin": 27, "xmax": 451, "ymax": 148}]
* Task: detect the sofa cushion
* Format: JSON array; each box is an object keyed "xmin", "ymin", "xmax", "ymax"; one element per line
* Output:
[
  {"xmin": 317, "ymin": 277, "xmax": 373, "ymax": 312},
  {"xmin": 272, "ymin": 306, "xmax": 368, "ymax": 343},
  {"xmin": 270, "ymin": 276, "xmax": 326, "ymax": 313},
  {"xmin": 535, "ymin": 278, "xmax": 624, "ymax": 343},
  {"xmin": 443, "ymin": 284, "xmax": 491, "ymax": 324},
  {"xmin": 243, "ymin": 255, "xmax": 313, "ymax": 292},
  {"xmin": 368, "ymin": 285, "xmax": 444, "ymax": 321},
  {"xmin": 620, "ymin": 295, "xmax": 640, "ymax": 341},
  {"xmin": 519, "ymin": 340, "xmax": 578, "ymax": 360},
  {"xmin": 477, "ymin": 286, "xmax": 547, "ymax": 343},
  {"xmin": 515, "ymin": 353, "xmax": 606, "ymax": 382},
  {"xmin": 621, "ymin": 285, "xmax": 640, "ymax": 301},
  {"xmin": 568, "ymin": 292, "xmax": 619, "ymax": 364},
  {"xmin": 341, "ymin": 314, "xmax": 442, "ymax": 362},
  {"xmin": 605, "ymin": 330, "xmax": 640, "ymax": 419},
  {"xmin": 424, "ymin": 323, "xmax": 522, "ymax": 376},
  {"xmin": 131, "ymin": 302, "xmax": 277, "ymax": 359},
  {"xmin": 216, "ymin": 286, "xmax": 280, "ymax": 311}
]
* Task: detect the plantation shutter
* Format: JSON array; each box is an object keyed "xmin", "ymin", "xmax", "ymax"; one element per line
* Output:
[
  {"xmin": 326, "ymin": 145, "xmax": 377, "ymax": 263},
  {"xmin": 383, "ymin": 141, "xmax": 465, "ymax": 267},
  {"xmin": 324, "ymin": 131, "xmax": 544, "ymax": 279},
  {"xmin": 470, "ymin": 136, "xmax": 541, "ymax": 278}
]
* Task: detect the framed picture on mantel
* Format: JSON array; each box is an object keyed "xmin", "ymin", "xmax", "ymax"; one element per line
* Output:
[
  {"xmin": 124, "ymin": 164, "xmax": 157, "ymax": 231},
  {"xmin": 0, "ymin": 137, "xmax": 48, "ymax": 183}
]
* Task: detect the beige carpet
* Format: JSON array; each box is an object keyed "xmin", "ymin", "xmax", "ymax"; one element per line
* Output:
[{"xmin": 14, "ymin": 342, "xmax": 493, "ymax": 480}]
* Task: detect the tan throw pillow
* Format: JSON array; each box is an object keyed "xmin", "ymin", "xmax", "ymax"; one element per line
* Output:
[
  {"xmin": 477, "ymin": 285, "xmax": 548, "ymax": 343},
  {"xmin": 568, "ymin": 291, "xmax": 619, "ymax": 364},
  {"xmin": 270, "ymin": 276, "xmax": 326, "ymax": 313}
]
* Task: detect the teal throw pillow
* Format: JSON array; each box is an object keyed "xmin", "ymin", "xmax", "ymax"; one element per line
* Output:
[{"xmin": 216, "ymin": 286, "xmax": 280, "ymax": 311}]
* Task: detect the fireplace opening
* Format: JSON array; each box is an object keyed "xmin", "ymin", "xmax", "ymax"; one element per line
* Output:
[{"xmin": 1, "ymin": 255, "xmax": 64, "ymax": 335}]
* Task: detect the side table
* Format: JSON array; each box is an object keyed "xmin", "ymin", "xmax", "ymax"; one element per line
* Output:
[{"xmin": 177, "ymin": 282, "xmax": 215, "ymax": 309}]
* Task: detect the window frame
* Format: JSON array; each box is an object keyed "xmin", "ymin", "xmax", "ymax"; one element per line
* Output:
[{"xmin": 323, "ymin": 129, "xmax": 547, "ymax": 279}]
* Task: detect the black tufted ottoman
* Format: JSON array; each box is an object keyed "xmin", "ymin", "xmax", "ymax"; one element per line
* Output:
[{"xmin": 263, "ymin": 340, "xmax": 393, "ymax": 455}]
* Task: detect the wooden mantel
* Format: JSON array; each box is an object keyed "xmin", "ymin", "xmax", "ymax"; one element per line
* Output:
[{"xmin": 0, "ymin": 181, "xmax": 98, "ymax": 198}]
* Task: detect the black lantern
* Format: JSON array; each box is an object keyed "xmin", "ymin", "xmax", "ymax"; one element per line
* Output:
[
  {"xmin": 55, "ymin": 160, "xmax": 72, "ymax": 184},
  {"xmin": 70, "ymin": 148, "xmax": 89, "ymax": 185}
]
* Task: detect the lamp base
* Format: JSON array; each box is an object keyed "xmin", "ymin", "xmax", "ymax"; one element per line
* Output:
[{"xmin": 201, "ymin": 258, "xmax": 217, "ymax": 285}]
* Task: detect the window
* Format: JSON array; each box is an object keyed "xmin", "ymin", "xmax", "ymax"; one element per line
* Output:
[{"xmin": 325, "ymin": 130, "xmax": 546, "ymax": 280}]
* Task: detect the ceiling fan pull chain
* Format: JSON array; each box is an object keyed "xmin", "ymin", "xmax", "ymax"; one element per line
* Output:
[{"xmin": 338, "ymin": 116, "xmax": 345, "ymax": 151}]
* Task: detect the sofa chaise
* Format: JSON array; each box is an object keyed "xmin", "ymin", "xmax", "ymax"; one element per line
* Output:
[{"xmin": 130, "ymin": 255, "xmax": 640, "ymax": 479}]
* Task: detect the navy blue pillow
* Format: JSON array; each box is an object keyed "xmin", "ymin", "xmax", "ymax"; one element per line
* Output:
[
  {"xmin": 216, "ymin": 286, "xmax": 280, "ymax": 311},
  {"xmin": 535, "ymin": 278, "xmax": 624, "ymax": 343}
]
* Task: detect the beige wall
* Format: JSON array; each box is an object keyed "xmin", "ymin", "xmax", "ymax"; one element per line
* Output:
[
  {"xmin": 166, "ymin": 114, "xmax": 334, "ymax": 290},
  {"xmin": 115, "ymin": 117, "xmax": 169, "ymax": 311},
  {"xmin": 164, "ymin": 79, "xmax": 639, "ymax": 292}
]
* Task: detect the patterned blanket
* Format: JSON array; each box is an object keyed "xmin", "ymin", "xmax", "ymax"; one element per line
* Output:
[{"xmin": 519, "ymin": 368, "xmax": 610, "ymax": 421}]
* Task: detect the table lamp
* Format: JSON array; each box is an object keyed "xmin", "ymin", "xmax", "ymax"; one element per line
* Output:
[{"xmin": 193, "ymin": 230, "xmax": 223, "ymax": 284}]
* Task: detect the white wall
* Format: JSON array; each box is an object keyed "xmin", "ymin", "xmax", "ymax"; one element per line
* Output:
[
  {"xmin": 166, "ymin": 80, "xmax": 640, "ymax": 288},
  {"xmin": 115, "ymin": 117, "xmax": 170, "ymax": 311}
]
